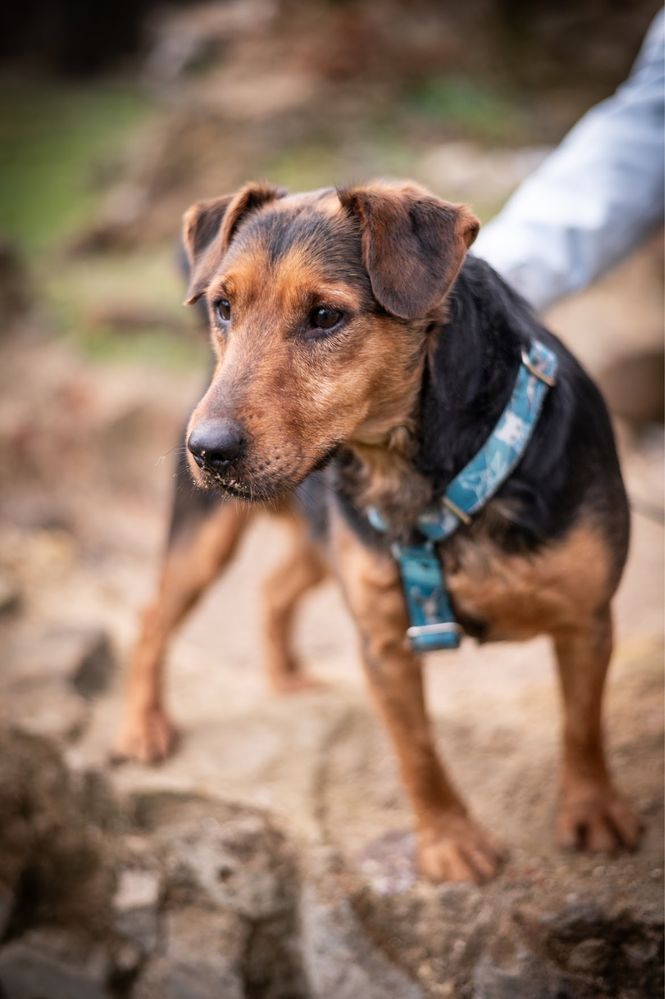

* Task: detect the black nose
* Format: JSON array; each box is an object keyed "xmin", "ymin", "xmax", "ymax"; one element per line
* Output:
[{"xmin": 187, "ymin": 419, "xmax": 246, "ymax": 471}]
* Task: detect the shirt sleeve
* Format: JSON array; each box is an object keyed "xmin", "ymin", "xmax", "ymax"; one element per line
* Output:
[{"xmin": 471, "ymin": 10, "xmax": 665, "ymax": 313}]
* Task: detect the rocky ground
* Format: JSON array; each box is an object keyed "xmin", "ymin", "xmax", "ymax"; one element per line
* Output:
[{"xmin": 0, "ymin": 239, "xmax": 663, "ymax": 997}]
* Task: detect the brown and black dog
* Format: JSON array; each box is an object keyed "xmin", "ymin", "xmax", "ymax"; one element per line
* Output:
[{"xmin": 116, "ymin": 180, "xmax": 641, "ymax": 883}]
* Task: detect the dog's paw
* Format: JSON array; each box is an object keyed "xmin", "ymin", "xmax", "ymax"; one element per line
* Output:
[
  {"xmin": 556, "ymin": 784, "xmax": 642, "ymax": 853},
  {"xmin": 113, "ymin": 709, "xmax": 179, "ymax": 765},
  {"xmin": 418, "ymin": 812, "xmax": 505, "ymax": 884}
]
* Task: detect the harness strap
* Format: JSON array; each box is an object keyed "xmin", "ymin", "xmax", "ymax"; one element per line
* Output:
[
  {"xmin": 417, "ymin": 338, "xmax": 558, "ymax": 543},
  {"xmin": 369, "ymin": 339, "xmax": 559, "ymax": 654},
  {"xmin": 396, "ymin": 543, "xmax": 462, "ymax": 652}
]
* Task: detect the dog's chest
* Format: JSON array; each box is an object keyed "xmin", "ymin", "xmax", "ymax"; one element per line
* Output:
[
  {"xmin": 338, "ymin": 447, "xmax": 613, "ymax": 645},
  {"xmin": 442, "ymin": 517, "xmax": 612, "ymax": 642}
]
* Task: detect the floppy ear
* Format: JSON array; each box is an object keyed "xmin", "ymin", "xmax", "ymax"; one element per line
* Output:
[
  {"xmin": 182, "ymin": 181, "xmax": 285, "ymax": 304},
  {"xmin": 338, "ymin": 183, "xmax": 479, "ymax": 320}
]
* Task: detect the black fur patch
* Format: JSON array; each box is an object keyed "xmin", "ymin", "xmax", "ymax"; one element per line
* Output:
[{"xmin": 232, "ymin": 204, "xmax": 375, "ymax": 305}]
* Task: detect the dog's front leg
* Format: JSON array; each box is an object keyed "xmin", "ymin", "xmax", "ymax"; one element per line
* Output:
[
  {"xmin": 553, "ymin": 608, "xmax": 642, "ymax": 853},
  {"xmin": 115, "ymin": 500, "xmax": 250, "ymax": 763},
  {"xmin": 262, "ymin": 509, "xmax": 328, "ymax": 693},
  {"xmin": 330, "ymin": 507, "xmax": 503, "ymax": 883}
]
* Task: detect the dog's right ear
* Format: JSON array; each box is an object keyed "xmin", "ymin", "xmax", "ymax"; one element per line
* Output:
[{"xmin": 183, "ymin": 182, "xmax": 285, "ymax": 304}]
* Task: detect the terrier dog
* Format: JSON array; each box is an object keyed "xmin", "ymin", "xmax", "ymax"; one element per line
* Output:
[{"xmin": 117, "ymin": 180, "xmax": 641, "ymax": 883}]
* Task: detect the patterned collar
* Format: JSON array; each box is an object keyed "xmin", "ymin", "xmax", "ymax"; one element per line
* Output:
[{"xmin": 367, "ymin": 339, "xmax": 558, "ymax": 653}]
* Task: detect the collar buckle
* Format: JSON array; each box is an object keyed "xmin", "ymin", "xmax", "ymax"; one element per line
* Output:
[
  {"xmin": 441, "ymin": 495, "xmax": 472, "ymax": 526},
  {"xmin": 521, "ymin": 347, "xmax": 557, "ymax": 387}
]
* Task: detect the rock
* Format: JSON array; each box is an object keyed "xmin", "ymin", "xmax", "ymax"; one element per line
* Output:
[
  {"xmin": 71, "ymin": 630, "xmax": 116, "ymax": 699},
  {"xmin": 0, "ymin": 728, "xmax": 71, "ymax": 898},
  {"xmin": 300, "ymin": 850, "xmax": 425, "ymax": 999},
  {"xmin": 135, "ymin": 907, "xmax": 247, "ymax": 999},
  {"xmin": 534, "ymin": 902, "xmax": 665, "ymax": 997},
  {"xmin": 133, "ymin": 792, "xmax": 309, "ymax": 996},
  {"xmin": 114, "ymin": 869, "xmax": 161, "ymax": 912},
  {"xmin": 72, "ymin": 766, "xmax": 126, "ymax": 833},
  {"xmin": 0, "ymin": 883, "xmax": 14, "ymax": 939},
  {"xmin": 169, "ymin": 813, "xmax": 288, "ymax": 919},
  {"xmin": 0, "ymin": 726, "xmax": 662, "ymax": 998},
  {"xmin": 0, "ymin": 931, "xmax": 111, "ymax": 999},
  {"xmin": 112, "ymin": 868, "xmax": 162, "ymax": 954},
  {"xmin": 242, "ymin": 908, "xmax": 309, "ymax": 999},
  {"xmin": 318, "ymin": 847, "xmax": 664, "ymax": 999},
  {"xmin": 136, "ymin": 794, "xmax": 294, "ymax": 921},
  {"xmin": 301, "ymin": 888, "xmax": 425, "ymax": 999},
  {"xmin": 473, "ymin": 949, "xmax": 554, "ymax": 999},
  {"xmin": 0, "ymin": 728, "xmax": 115, "ymax": 937},
  {"xmin": 109, "ymin": 939, "xmax": 143, "ymax": 987},
  {"xmin": 3, "ymin": 625, "xmax": 115, "ymax": 699},
  {"xmin": 51, "ymin": 626, "xmax": 116, "ymax": 698},
  {"xmin": 3, "ymin": 678, "xmax": 90, "ymax": 742},
  {"xmin": 566, "ymin": 936, "xmax": 610, "ymax": 973},
  {"xmin": 0, "ymin": 626, "xmax": 115, "ymax": 744}
]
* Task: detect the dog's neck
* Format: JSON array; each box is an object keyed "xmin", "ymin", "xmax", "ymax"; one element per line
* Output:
[
  {"xmin": 337, "ymin": 258, "xmax": 527, "ymax": 538},
  {"xmin": 344, "ymin": 348, "xmax": 433, "ymax": 534}
]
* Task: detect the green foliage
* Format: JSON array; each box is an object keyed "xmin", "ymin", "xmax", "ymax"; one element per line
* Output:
[
  {"xmin": 0, "ymin": 81, "xmax": 152, "ymax": 251},
  {"xmin": 407, "ymin": 75, "xmax": 522, "ymax": 141},
  {"xmin": 76, "ymin": 326, "xmax": 206, "ymax": 370},
  {"xmin": 44, "ymin": 248, "xmax": 206, "ymax": 371}
]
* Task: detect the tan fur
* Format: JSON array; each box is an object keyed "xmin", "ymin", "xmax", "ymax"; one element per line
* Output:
[
  {"xmin": 262, "ymin": 512, "xmax": 328, "ymax": 692},
  {"xmin": 446, "ymin": 518, "xmax": 616, "ymax": 641},
  {"xmin": 553, "ymin": 609, "xmax": 642, "ymax": 851},
  {"xmin": 116, "ymin": 501, "xmax": 250, "ymax": 762}
]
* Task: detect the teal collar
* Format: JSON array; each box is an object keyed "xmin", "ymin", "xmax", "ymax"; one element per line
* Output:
[{"xmin": 367, "ymin": 339, "xmax": 558, "ymax": 653}]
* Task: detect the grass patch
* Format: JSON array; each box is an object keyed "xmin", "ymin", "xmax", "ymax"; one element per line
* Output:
[
  {"xmin": 406, "ymin": 75, "xmax": 522, "ymax": 141},
  {"xmin": 42, "ymin": 246, "xmax": 206, "ymax": 371},
  {"xmin": 0, "ymin": 79, "xmax": 153, "ymax": 252},
  {"xmin": 44, "ymin": 247, "xmax": 186, "ymax": 323},
  {"xmin": 266, "ymin": 142, "xmax": 342, "ymax": 191},
  {"xmin": 266, "ymin": 130, "xmax": 419, "ymax": 191},
  {"xmin": 77, "ymin": 326, "xmax": 206, "ymax": 370}
]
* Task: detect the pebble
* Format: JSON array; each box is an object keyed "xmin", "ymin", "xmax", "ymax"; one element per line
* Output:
[{"xmin": 113, "ymin": 869, "xmax": 161, "ymax": 912}]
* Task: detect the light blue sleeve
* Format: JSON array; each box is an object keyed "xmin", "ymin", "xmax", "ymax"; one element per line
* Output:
[{"xmin": 472, "ymin": 11, "xmax": 665, "ymax": 313}]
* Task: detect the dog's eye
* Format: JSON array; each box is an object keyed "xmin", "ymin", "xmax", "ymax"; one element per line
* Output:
[
  {"xmin": 215, "ymin": 299, "xmax": 231, "ymax": 323},
  {"xmin": 310, "ymin": 306, "xmax": 342, "ymax": 331}
]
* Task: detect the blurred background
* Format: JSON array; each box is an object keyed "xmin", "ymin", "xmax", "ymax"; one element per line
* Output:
[{"xmin": 0, "ymin": 2, "xmax": 663, "ymax": 996}]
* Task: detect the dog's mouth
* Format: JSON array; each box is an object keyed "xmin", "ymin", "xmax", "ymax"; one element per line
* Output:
[
  {"xmin": 199, "ymin": 472, "xmax": 257, "ymax": 500},
  {"xmin": 194, "ymin": 443, "xmax": 340, "ymax": 502}
]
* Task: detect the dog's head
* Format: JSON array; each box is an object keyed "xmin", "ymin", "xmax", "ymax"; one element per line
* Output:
[{"xmin": 183, "ymin": 180, "xmax": 478, "ymax": 500}]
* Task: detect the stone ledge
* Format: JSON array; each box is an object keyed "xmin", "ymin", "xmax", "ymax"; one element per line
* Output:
[{"xmin": 0, "ymin": 726, "xmax": 662, "ymax": 999}]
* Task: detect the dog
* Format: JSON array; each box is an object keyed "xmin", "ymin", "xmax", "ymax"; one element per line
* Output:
[{"xmin": 116, "ymin": 180, "xmax": 641, "ymax": 883}]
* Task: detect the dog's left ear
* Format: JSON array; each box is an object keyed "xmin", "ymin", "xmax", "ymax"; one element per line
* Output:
[
  {"xmin": 183, "ymin": 182, "xmax": 285, "ymax": 304},
  {"xmin": 338, "ymin": 183, "xmax": 479, "ymax": 320}
]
